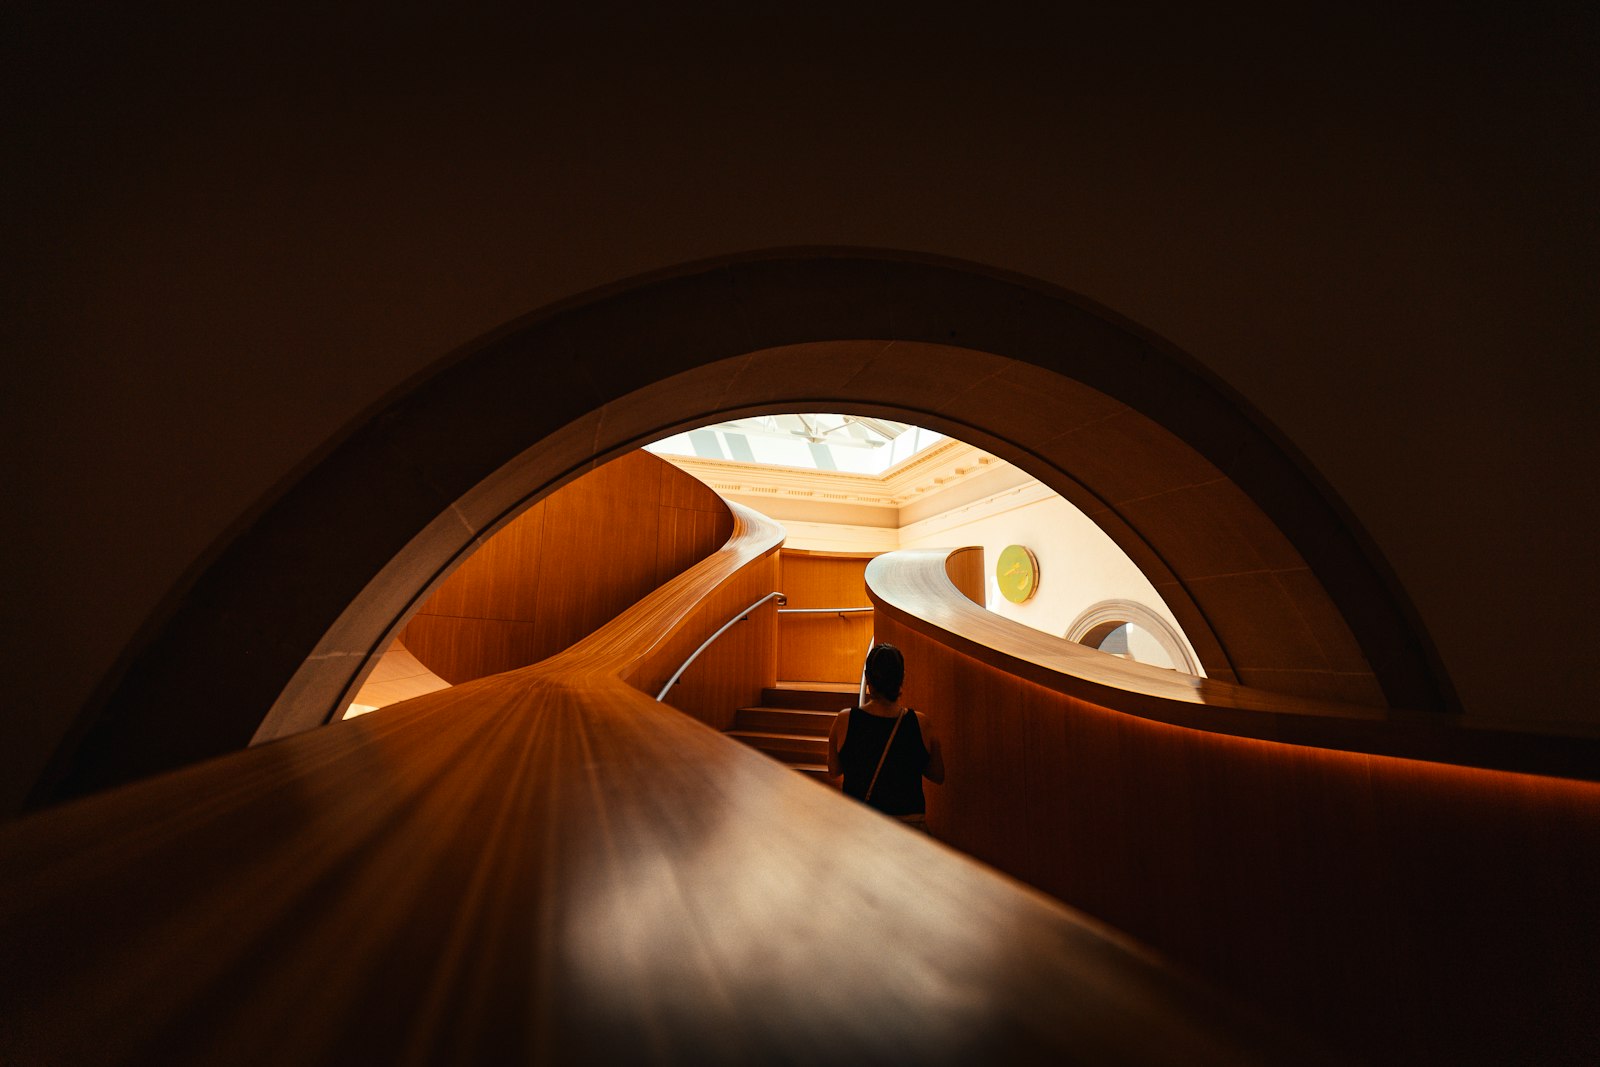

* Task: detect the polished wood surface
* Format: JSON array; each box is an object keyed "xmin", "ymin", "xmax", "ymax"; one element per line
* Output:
[
  {"xmin": 0, "ymin": 511, "xmax": 1316, "ymax": 1065},
  {"xmin": 869, "ymin": 548, "xmax": 1600, "ymax": 1064},
  {"xmin": 775, "ymin": 550, "xmax": 875, "ymax": 683},
  {"xmin": 403, "ymin": 450, "xmax": 732, "ymax": 684},
  {"xmin": 641, "ymin": 553, "xmax": 779, "ymax": 734},
  {"xmin": 943, "ymin": 544, "xmax": 986, "ymax": 605}
]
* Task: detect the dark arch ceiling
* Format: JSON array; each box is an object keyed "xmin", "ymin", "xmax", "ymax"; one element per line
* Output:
[{"xmin": 31, "ymin": 250, "xmax": 1453, "ymax": 807}]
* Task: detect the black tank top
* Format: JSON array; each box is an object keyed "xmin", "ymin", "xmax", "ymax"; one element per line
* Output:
[{"xmin": 839, "ymin": 706, "xmax": 928, "ymax": 815}]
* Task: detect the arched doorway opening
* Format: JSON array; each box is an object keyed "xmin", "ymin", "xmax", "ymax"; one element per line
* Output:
[
  {"xmin": 32, "ymin": 251, "xmax": 1453, "ymax": 807},
  {"xmin": 1066, "ymin": 599, "xmax": 1202, "ymax": 676}
]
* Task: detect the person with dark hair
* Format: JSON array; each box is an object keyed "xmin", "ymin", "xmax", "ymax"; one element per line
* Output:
[{"xmin": 826, "ymin": 643, "xmax": 945, "ymax": 832}]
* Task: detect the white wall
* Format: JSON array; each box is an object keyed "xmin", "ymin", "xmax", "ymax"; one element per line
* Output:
[
  {"xmin": 897, "ymin": 478, "xmax": 1204, "ymax": 675},
  {"xmin": 709, "ymin": 451, "xmax": 1208, "ymax": 673},
  {"xmin": 768, "ymin": 521, "xmax": 899, "ymax": 555}
]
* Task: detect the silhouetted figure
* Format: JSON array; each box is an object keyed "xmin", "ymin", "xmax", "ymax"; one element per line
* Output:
[{"xmin": 827, "ymin": 643, "xmax": 945, "ymax": 832}]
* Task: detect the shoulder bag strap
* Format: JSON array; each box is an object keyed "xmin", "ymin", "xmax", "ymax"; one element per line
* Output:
[{"xmin": 864, "ymin": 711, "xmax": 905, "ymax": 804}]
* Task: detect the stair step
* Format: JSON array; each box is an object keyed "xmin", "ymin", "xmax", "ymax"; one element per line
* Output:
[
  {"xmin": 726, "ymin": 730, "xmax": 828, "ymax": 763},
  {"xmin": 723, "ymin": 684, "xmax": 853, "ymax": 782},
  {"xmin": 734, "ymin": 707, "xmax": 837, "ymax": 735},
  {"xmin": 761, "ymin": 682, "xmax": 860, "ymax": 711}
]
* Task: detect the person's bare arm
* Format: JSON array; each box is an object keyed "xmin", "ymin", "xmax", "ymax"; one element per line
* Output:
[
  {"xmin": 918, "ymin": 711, "xmax": 946, "ymax": 784},
  {"xmin": 826, "ymin": 708, "xmax": 849, "ymax": 779}
]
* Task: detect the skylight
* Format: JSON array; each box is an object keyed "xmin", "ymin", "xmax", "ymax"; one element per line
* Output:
[{"xmin": 646, "ymin": 415, "xmax": 944, "ymax": 475}]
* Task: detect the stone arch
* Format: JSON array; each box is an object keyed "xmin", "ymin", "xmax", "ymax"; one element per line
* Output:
[
  {"xmin": 32, "ymin": 250, "xmax": 1454, "ymax": 806},
  {"xmin": 1066, "ymin": 599, "xmax": 1202, "ymax": 676}
]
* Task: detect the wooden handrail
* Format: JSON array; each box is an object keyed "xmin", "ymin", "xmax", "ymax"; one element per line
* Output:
[
  {"xmin": 867, "ymin": 548, "xmax": 1600, "ymax": 780},
  {"xmin": 0, "ymin": 510, "xmax": 1319, "ymax": 1064}
]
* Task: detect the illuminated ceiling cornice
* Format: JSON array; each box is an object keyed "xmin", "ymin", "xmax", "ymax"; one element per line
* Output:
[{"xmin": 657, "ymin": 438, "xmax": 999, "ymax": 510}]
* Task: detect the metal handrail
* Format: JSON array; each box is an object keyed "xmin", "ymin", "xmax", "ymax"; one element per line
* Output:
[
  {"xmin": 656, "ymin": 591, "xmax": 787, "ymax": 701},
  {"xmin": 777, "ymin": 606, "xmax": 874, "ymax": 616}
]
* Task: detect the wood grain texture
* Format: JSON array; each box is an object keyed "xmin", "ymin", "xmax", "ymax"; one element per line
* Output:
[
  {"xmin": 868, "ymin": 548, "xmax": 1600, "ymax": 1065},
  {"xmin": 649, "ymin": 552, "xmax": 780, "ymax": 733},
  {"xmin": 0, "ymin": 508, "xmax": 1318, "ymax": 1066},
  {"xmin": 944, "ymin": 544, "xmax": 986, "ymax": 605},
  {"xmin": 776, "ymin": 550, "xmax": 875, "ymax": 683},
  {"xmin": 403, "ymin": 451, "xmax": 733, "ymax": 684}
]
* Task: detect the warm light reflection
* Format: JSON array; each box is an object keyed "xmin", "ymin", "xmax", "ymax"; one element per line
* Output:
[{"xmin": 560, "ymin": 752, "xmax": 1018, "ymax": 1056}]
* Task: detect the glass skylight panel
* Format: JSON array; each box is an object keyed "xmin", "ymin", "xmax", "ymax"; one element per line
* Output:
[
  {"xmin": 647, "ymin": 415, "xmax": 944, "ymax": 475},
  {"xmin": 686, "ymin": 429, "xmax": 725, "ymax": 460}
]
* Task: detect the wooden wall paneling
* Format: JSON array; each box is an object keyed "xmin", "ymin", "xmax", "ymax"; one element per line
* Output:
[
  {"xmin": 402, "ymin": 451, "xmax": 734, "ymax": 685},
  {"xmin": 780, "ymin": 551, "xmax": 874, "ymax": 608},
  {"xmin": 453, "ymin": 497, "xmax": 550, "ymax": 621},
  {"xmin": 776, "ymin": 615, "xmax": 874, "ymax": 684},
  {"xmin": 1017, "ymin": 674, "xmax": 1074, "ymax": 894},
  {"xmin": 625, "ymin": 568, "xmax": 764, "ymax": 717},
  {"xmin": 401, "ymin": 498, "xmax": 548, "ymax": 676},
  {"xmin": 656, "ymin": 455, "xmax": 735, "ymax": 515},
  {"xmin": 659, "ymin": 555, "xmax": 780, "ymax": 732},
  {"xmin": 776, "ymin": 550, "xmax": 876, "ymax": 683},
  {"xmin": 944, "ymin": 544, "xmax": 986, "ymax": 605},
  {"xmin": 963, "ymin": 664, "xmax": 1018, "ymax": 872},
  {"xmin": 494, "ymin": 498, "xmax": 552, "ymax": 620},
  {"xmin": 654, "ymin": 504, "xmax": 734, "ymax": 589},
  {"xmin": 608, "ymin": 508, "xmax": 783, "ymax": 723},
  {"xmin": 1053, "ymin": 692, "xmax": 1138, "ymax": 916},
  {"xmin": 914, "ymin": 642, "xmax": 998, "ymax": 864},
  {"xmin": 907, "ymin": 634, "xmax": 949, "ymax": 836},
  {"xmin": 396, "ymin": 616, "xmax": 541, "ymax": 686},
  {"xmin": 529, "ymin": 452, "xmax": 666, "ymax": 658},
  {"xmin": 869, "ymin": 548, "xmax": 1600, "ymax": 1065}
]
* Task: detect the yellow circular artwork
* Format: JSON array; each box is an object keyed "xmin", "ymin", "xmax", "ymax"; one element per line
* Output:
[{"xmin": 996, "ymin": 544, "xmax": 1039, "ymax": 604}]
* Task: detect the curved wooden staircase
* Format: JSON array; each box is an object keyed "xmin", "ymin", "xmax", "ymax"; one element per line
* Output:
[
  {"xmin": 0, "ymin": 504, "xmax": 1327, "ymax": 1065},
  {"xmin": 5, "ymin": 489, "xmax": 1596, "ymax": 1064}
]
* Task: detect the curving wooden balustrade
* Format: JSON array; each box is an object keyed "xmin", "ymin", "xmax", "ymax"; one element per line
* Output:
[
  {"xmin": 0, "ymin": 508, "xmax": 1322, "ymax": 1065},
  {"xmin": 868, "ymin": 548, "xmax": 1600, "ymax": 1066}
]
